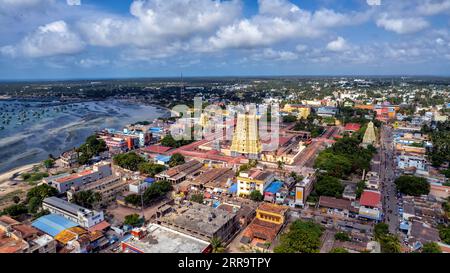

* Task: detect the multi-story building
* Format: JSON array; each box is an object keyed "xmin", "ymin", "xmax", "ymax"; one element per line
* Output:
[
  {"xmin": 45, "ymin": 161, "xmax": 112, "ymax": 193},
  {"xmin": 358, "ymin": 190, "xmax": 382, "ymax": 221},
  {"xmin": 397, "ymin": 154, "xmax": 428, "ymax": 172},
  {"xmin": 236, "ymin": 169, "xmax": 274, "ymax": 197},
  {"xmin": 230, "ymin": 114, "xmax": 261, "ymax": 159},
  {"xmin": 42, "ymin": 197, "xmax": 104, "ymax": 229},
  {"xmin": 294, "ymin": 174, "xmax": 316, "ymax": 207}
]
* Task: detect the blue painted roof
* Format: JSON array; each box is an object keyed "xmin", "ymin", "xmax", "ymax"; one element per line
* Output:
[
  {"xmin": 32, "ymin": 214, "xmax": 78, "ymax": 237},
  {"xmin": 144, "ymin": 177, "xmax": 155, "ymax": 184},
  {"xmin": 155, "ymin": 155, "xmax": 171, "ymax": 163},
  {"xmin": 265, "ymin": 181, "xmax": 283, "ymax": 194},
  {"xmin": 150, "ymin": 127, "xmax": 162, "ymax": 132},
  {"xmin": 227, "ymin": 183, "xmax": 237, "ymax": 194}
]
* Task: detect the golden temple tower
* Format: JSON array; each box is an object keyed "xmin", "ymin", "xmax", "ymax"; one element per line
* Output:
[
  {"xmin": 230, "ymin": 114, "xmax": 261, "ymax": 159},
  {"xmin": 362, "ymin": 121, "xmax": 376, "ymax": 147}
]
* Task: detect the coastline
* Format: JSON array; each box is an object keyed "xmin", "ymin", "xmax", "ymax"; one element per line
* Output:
[{"xmin": 0, "ymin": 162, "xmax": 40, "ymax": 183}]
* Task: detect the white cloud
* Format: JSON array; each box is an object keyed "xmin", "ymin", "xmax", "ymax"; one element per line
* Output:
[
  {"xmin": 67, "ymin": 0, "xmax": 81, "ymax": 6},
  {"xmin": 326, "ymin": 36, "xmax": 349, "ymax": 52},
  {"xmin": 295, "ymin": 44, "xmax": 308, "ymax": 52},
  {"xmin": 77, "ymin": 58, "xmax": 109, "ymax": 68},
  {"xmin": 79, "ymin": 0, "xmax": 242, "ymax": 47},
  {"xmin": 1, "ymin": 20, "xmax": 85, "ymax": 58},
  {"xmin": 376, "ymin": 14, "xmax": 429, "ymax": 34},
  {"xmin": 252, "ymin": 48, "xmax": 298, "ymax": 61},
  {"xmin": 417, "ymin": 0, "xmax": 450, "ymax": 16}
]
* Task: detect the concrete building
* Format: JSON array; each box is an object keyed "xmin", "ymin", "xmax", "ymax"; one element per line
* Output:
[
  {"xmin": 42, "ymin": 197, "xmax": 104, "ymax": 229},
  {"xmin": 155, "ymin": 160, "xmax": 203, "ymax": 184},
  {"xmin": 294, "ymin": 175, "xmax": 315, "ymax": 207},
  {"xmin": 45, "ymin": 161, "xmax": 112, "ymax": 193},
  {"xmin": 236, "ymin": 169, "xmax": 274, "ymax": 197},
  {"xmin": 156, "ymin": 203, "xmax": 238, "ymax": 243},
  {"xmin": 358, "ymin": 190, "xmax": 382, "ymax": 221},
  {"xmin": 397, "ymin": 154, "xmax": 427, "ymax": 172},
  {"xmin": 120, "ymin": 224, "xmax": 211, "ymax": 253}
]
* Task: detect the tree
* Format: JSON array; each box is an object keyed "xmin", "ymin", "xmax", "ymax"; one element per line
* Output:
[
  {"xmin": 249, "ymin": 190, "xmax": 263, "ymax": 201},
  {"xmin": 329, "ymin": 247, "xmax": 349, "ymax": 253},
  {"xmin": 379, "ymin": 235, "xmax": 401, "ymax": 253},
  {"xmin": 314, "ymin": 176, "xmax": 344, "ymax": 198},
  {"xmin": 77, "ymin": 135, "xmax": 107, "ymax": 165},
  {"xmin": 3, "ymin": 204, "xmax": 28, "ymax": 217},
  {"xmin": 395, "ymin": 175, "xmax": 430, "ymax": 196},
  {"xmin": 72, "ymin": 190, "xmax": 102, "ymax": 209},
  {"xmin": 12, "ymin": 196, "xmax": 20, "ymax": 204},
  {"xmin": 421, "ymin": 242, "xmax": 442, "ymax": 253},
  {"xmin": 27, "ymin": 184, "xmax": 58, "ymax": 202},
  {"xmin": 168, "ymin": 153, "xmax": 185, "ymax": 167},
  {"xmin": 274, "ymin": 220, "xmax": 324, "ymax": 253},
  {"xmin": 138, "ymin": 163, "xmax": 166, "ymax": 177},
  {"xmin": 210, "ymin": 237, "xmax": 225, "ymax": 253},
  {"xmin": 124, "ymin": 214, "xmax": 142, "ymax": 227},
  {"xmin": 43, "ymin": 158, "xmax": 55, "ymax": 169},
  {"xmin": 27, "ymin": 197, "xmax": 42, "ymax": 214},
  {"xmin": 190, "ymin": 193, "xmax": 204, "ymax": 204},
  {"xmin": 124, "ymin": 194, "xmax": 141, "ymax": 207},
  {"xmin": 160, "ymin": 134, "xmax": 178, "ymax": 147},
  {"xmin": 356, "ymin": 180, "xmax": 366, "ymax": 199},
  {"xmin": 438, "ymin": 225, "xmax": 450, "ymax": 244},
  {"xmin": 335, "ymin": 232, "xmax": 351, "ymax": 242},
  {"xmin": 282, "ymin": 115, "xmax": 297, "ymax": 123},
  {"xmin": 142, "ymin": 180, "xmax": 172, "ymax": 205},
  {"xmin": 374, "ymin": 223, "xmax": 390, "ymax": 241},
  {"xmin": 114, "ymin": 152, "xmax": 146, "ymax": 171}
]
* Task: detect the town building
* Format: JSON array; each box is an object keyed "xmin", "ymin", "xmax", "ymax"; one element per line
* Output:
[
  {"xmin": 156, "ymin": 203, "xmax": 238, "ymax": 243},
  {"xmin": 45, "ymin": 161, "xmax": 112, "ymax": 193},
  {"xmin": 236, "ymin": 169, "xmax": 275, "ymax": 197},
  {"xmin": 358, "ymin": 190, "xmax": 382, "ymax": 221},
  {"xmin": 42, "ymin": 197, "xmax": 105, "ymax": 229},
  {"xmin": 155, "ymin": 160, "xmax": 203, "ymax": 184},
  {"xmin": 362, "ymin": 121, "xmax": 377, "ymax": 147},
  {"xmin": 240, "ymin": 203, "xmax": 288, "ymax": 250},
  {"xmin": 230, "ymin": 114, "xmax": 261, "ymax": 159},
  {"xmin": 294, "ymin": 175, "xmax": 315, "ymax": 207},
  {"xmin": 120, "ymin": 224, "xmax": 211, "ymax": 253}
]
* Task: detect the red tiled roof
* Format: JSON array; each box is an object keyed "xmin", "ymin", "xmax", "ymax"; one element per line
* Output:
[
  {"xmin": 144, "ymin": 145, "xmax": 173, "ymax": 154},
  {"xmin": 88, "ymin": 221, "xmax": 110, "ymax": 233},
  {"xmin": 55, "ymin": 170, "xmax": 93, "ymax": 183},
  {"xmin": 344, "ymin": 123, "xmax": 361, "ymax": 132},
  {"xmin": 360, "ymin": 190, "xmax": 381, "ymax": 208}
]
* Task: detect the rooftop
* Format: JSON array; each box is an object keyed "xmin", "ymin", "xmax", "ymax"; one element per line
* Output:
[
  {"xmin": 32, "ymin": 214, "xmax": 78, "ymax": 237},
  {"xmin": 158, "ymin": 203, "xmax": 236, "ymax": 236},
  {"xmin": 319, "ymin": 196, "xmax": 352, "ymax": 211},
  {"xmin": 43, "ymin": 196, "xmax": 90, "ymax": 216},
  {"xmin": 360, "ymin": 190, "xmax": 382, "ymax": 208},
  {"xmin": 122, "ymin": 224, "xmax": 210, "ymax": 253}
]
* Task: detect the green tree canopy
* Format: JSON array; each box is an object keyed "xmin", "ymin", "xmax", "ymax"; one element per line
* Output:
[
  {"xmin": 421, "ymin": 242, "xmax": 442, "ymax": 253},
  {"xmin": 274, "ymin": 220, "xmax": 324, "ymax": 253},
  {"xmin": 190, "ymin": 193, "xmax": 204, "ymax": 204},
  {"xmin": 249, "ymin": 190, "xmax": 263, "ymax": 201},
  {"xmin": 138, "ymin": 162, "xmax": 166, "ymax": 177},
  {"xmin": 168, "ymin": 153, "xmax": 185, "ymax": 167},
  {"xmin": 114, "ymin": 152, "xmax": 146, "ymax": 171},
  {"xmin": 314, "ymin": 176, "xmax": 344, "ymax": 198},
  {"xmin": 329, "ymin": 247, "xmax": 349, "ymax": 253},
  {"xmin": 72, "ymin": 190, "xmax": 102, "ymax": 209},
  {"xmin": 395, "ymin": 175, "xmax": 430, "ymax": 196},
  {"xmin": 124, "ymin": 214, "xmax": 142, "ymax": 227}
]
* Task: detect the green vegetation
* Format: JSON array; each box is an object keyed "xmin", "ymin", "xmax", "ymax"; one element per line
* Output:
[
  {"xmin": 274, "ymin": 220, "xmax": 324, "ymax": 253},
  {"xmin": 336, "ymin": 106, "xmax": 372, "ymax": 125},
  {"xmin": 329, "ymin": 247, "xmax": 349, "ymax": 253},
  {"xmin": 2, "ymin": 204, "xmax": 28, "ymax": 217},
  {"xmin": 438, "ymin": 225, "xmax": 450, "ymax": 244},
  {"xmin": 168, "ymin": 153, "xmax": 185, "ymax": 167},
  {"xmin": 124, "ymin": 214, "xmax": 142, "ymax": 227},
  {"xmin": 249, "ymin": 190, "xmax": 263, "ymax": 201},
  {"xmin": 394, "ymin": 175, "xmax": 430, "ymax": 196},
  {"xmin": 43, "ymin": 158, "xmax": 55, "ymax": 169},
  {"xmin": 314, "ymin": 176, "xmax": 344, "ymax": 198},
  {"xmin": 21, "ymin": 172, "xmax": 49, "ymax": 184},
  {"xmin": 124, "ymin": 194, "xmax": 142, "ymax": 206},
  {"xmin": 421, "ymin": 242, "xmax": 442, "ymax": 253},
  {"xmin": 335, "ymin": 232, "xmax": 351, "ymax": 242},
  {"xmin": 72, "ymin": 190, "xmax": 102, "ymax": 209},
  {"xmin": 356, "ymin": 180, "xmax": 366, "ymax": 199},
  {"xmin": 77, "ymin": 135, "xmax": 107, "ymax": 165},
  {"xmin": 160, "ymin": 134, "xmax": 194, "ymax": 148},
  {"xmin": 138, "ymin": 162, "xmax": 166, "ymax": 177},
  {"xmin": 314, "ymin": 137, "xmax": 376, "ymax": 179},
  {"xmin": 114, "ymin": 152, "xmax": 145, "ymax": 171},
  {"xmin": 422, "ymin": 121, "xmax": 450, "ymax": 167},
  {"xmin": 26, "ymin": 184, "xmax": 58, "ymax": 214},
  {"xmin": 237, "ymin": 159, "xmax": 258, "ymax": 175},
  {"xmin": 282, "ymin": 115, "xmax": 297, "ymax": 123},
  {"xmin": 190, "ymin": 193, "xmax": 204, "ymax": 204},
  {"xmin": 292, "ymin": 118, "xmax": 324, "ymax": 138},
  {"xmin": 210, "ymin": 237, "xmax": 225, "ymax": 253},
  {"xmin": 123, "ymin": 180, "xmax": 172, "ymax": 207},
  {"xmin": 374, "ymin": 223, "xmax": 401, "ymax": 253}
]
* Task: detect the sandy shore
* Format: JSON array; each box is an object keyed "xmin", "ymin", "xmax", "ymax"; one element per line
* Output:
[{"xmin": 0, "ymin": 162, "xmax": 40, "ymax": 183}]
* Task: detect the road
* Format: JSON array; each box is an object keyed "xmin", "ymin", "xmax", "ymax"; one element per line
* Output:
[
  {"xmin": 379, "ymin": 125, "xmax": 399, "ymax": 234},
  {"xmin": 320, "ymin": 229, "xmax": 336, "ymax": 253}
]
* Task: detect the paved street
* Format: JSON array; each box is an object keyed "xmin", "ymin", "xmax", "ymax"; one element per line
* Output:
[{"xmin": 379, "ymin": 125, "xmax": 399, "ymax": 234}]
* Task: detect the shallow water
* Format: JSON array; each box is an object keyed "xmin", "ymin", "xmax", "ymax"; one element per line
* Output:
[{"xmin": 0, "ymin": 99, "xmax": 168, "ymax": 173}]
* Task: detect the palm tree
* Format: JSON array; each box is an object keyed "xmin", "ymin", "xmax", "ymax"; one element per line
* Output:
[{"xmin": 210, "ymin": 237, "xmax": 225, "ymax": 253}]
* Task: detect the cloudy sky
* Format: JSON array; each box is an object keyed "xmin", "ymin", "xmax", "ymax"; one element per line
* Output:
[{"xmin": 1, "ymin": 0, "xmax": 450, "ymax": 80}]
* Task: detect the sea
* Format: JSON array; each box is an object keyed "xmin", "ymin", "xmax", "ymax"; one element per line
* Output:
[{"xmin": 0, "ymin": 99, "xmax": 169, "ymax": 173}]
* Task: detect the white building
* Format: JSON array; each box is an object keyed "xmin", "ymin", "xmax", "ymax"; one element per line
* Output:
[
  {"xmin": 397, "ymin": 154, "xmax": 427, "ymax": 172},
  {"xmin": 42, "ymin": 197, "xmax": 104, "ymax": 229}
]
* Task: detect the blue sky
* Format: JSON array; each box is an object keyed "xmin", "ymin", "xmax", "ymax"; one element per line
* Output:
[{"xmin": 0, "ymin": 0, "xmax": 450, "ymax": 80}]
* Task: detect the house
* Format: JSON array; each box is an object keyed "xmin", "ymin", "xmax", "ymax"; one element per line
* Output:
[
  {"xmin": 42, "ymin": 197, "xmax": 105, "ymax": 229},
  {"xmin": 240, "ymin": 203, "xmax": 288, "ymax": 250},
  {"xmin": 344, "ymin": 123, "xmax": 361, "ymax": 135},
  {"xmin": 155, "ymin": 160, "xmax": 203, "ymax": 184},
  {"xmin": 237, "ymin": 169, "xmax": 275, "ymax": 197},
  {"xmin": 358, "ymin": 190, "xmax": 382, "ymax": 221},
  {"xmin": 318, "ymin": 196, "xmax": 355, "ymax": 217}
]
